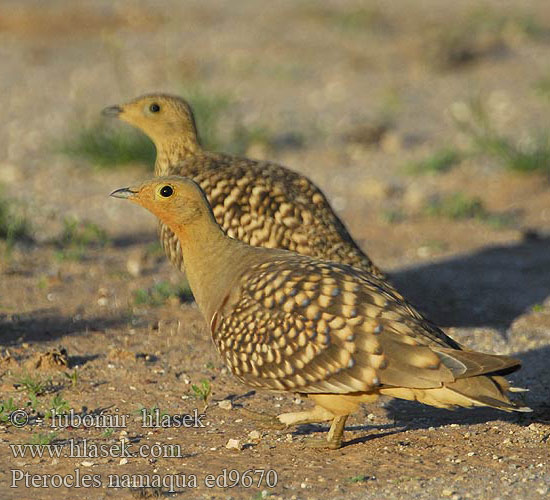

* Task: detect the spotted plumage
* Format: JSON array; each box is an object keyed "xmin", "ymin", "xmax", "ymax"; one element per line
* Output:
[
  {"xmin": 112, "ymin": 177, "xmax": 531, "ymax": 449},
  {"xmin": 211, "ymin": 256, "xmax": 515, "ymax": 398},
  {"xmin": 103, "ymin": 93, "xmax": 382, "ymax": 277}
]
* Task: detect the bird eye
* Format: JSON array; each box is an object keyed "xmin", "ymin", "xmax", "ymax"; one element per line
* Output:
[
  {"xmin": 159, "ymin": 185, "xmax": 173, "ymax": 198},
  {"xmin": 149, "ymin": 103, "xmax": 160, "ymax": 113}
]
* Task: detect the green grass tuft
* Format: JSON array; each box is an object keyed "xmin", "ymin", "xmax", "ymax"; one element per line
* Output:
[
  {"xmin": 191, "ymin": 379, "xmax": 211, "ymax": 406},
  {"xmin": 133, "ymin": 280, "xmax": 193, "ymax": 307},
  {"xmin": 406, "ymin": 149, "xmax": 462, "ymax": 174},
  {"xmin": 63, "ymin": 369, "xmax": 79, "ymax": 389},
  {"xmin": 0, "ymin": 398, "xmax": 17, "ymax": 424},
  {"xmin": 45, "ymin": 394, "xmax": 71, "ymax": 419},
  {"xmin": 61, "ymin": 122, "xmax": 155, "ymax": 168},
  {"xmin": 59, "ymin": 217, "xmax": 109, "ymax": 248},
  {"xmin": 454, "ymin": 98, "xmax": 550, "ymax": 175},
  {"xmin": 424, "ymin": 192, "xmax": 487, "ymax": 220},
  {"xmin": 499, "ymin": 136, "xmax": 550, "ymax": 173},
  {"xmin": 102, "ymin": 428, "xmax": 114, "ymax": 438},
  {"xmin": 424, "ymin": 192, "xmax": 516, "ymax": 229},
  {"xmin": 0, "ymin": 189, "xmax": 32, "ymax": 247},
  {"xmin": 55, "ymin": 216, "xmax": 110, "ymax": 260},
  {"xmin": 347, "ymin": 474, "xmax": 376, "ymax": 483},
  {"xmin": 17, "ymin": 373, "xmax": 51, "ymax": 398}
]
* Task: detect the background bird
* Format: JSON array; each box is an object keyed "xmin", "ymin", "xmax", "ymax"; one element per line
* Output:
[
  {"xmin": 102, "ymin": 93, "xmax": 384, "ymax": 278},
  {"xmin": 111, "ymin": 176, "xmax": 530, "ymax": 449}
]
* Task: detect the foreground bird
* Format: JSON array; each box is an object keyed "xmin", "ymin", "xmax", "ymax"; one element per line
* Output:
[
  {"xmin": 102, "ymin": 93, "xmax": 384, "ymax": 278},
  {"xmin": 111, "ymin": 177, "xmax": 530, "ymax": 449}
]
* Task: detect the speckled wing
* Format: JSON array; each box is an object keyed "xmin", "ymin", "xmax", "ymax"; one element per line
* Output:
[
  {"xmin": 210, "ymin": 256, "xmax": 515, "ymax": 395},
  {"xmin": 161, "ymin": 153, "xmax": 381, "ymax": 277}
]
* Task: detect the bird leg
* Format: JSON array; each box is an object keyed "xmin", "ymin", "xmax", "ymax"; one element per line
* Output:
[
  {"xmin": 276, "ymin": 405, "xmax": 335, "ymax": 426},
  {"xmin": 304, "ymin": 415, "xmax": 348, "ymax": 450},
  {"xmin": 277, "ymin": 406, "xmax": 348, "ymax": 449},
  {"xmin": 326, "ymin": 415, "xmax": 348, "ymax": 448},
  {"xmin": 241, "ymin": 404, "xmax": 334, "ymax": 430}
]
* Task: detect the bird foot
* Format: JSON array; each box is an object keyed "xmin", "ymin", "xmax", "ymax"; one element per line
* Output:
[
  {"xmin": 240, "ymin": 408, "xmax": 287, "ymax": 430},
  {"xmin": 303, "ymin": 436, "xmax": 343, "ymax": 450},
  {"xmin": 302, "ymin": 414, "xmax": 347, "ymax": 449}
]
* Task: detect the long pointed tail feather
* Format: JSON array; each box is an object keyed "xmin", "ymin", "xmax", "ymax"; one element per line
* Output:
[
  {"xmin": 380, "ymin": 375, "xmax": 532, "ymax": 412},
  {"xmin": 444, "ymin": 376, "xmax": 532, "ymax": 412}
]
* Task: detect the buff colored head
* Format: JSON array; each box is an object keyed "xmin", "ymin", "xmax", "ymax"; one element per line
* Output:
[
  {"xmin": 102, "ymin": 94, "xmax": 200, "ymax": 148},
  {"xmin": 110, "ymin": 176, "xmax": 214, "ymax": 230}
]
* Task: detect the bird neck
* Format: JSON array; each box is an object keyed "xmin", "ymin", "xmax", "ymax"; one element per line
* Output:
[
  {"xmin": 154, "ymin": 136, "xmax": 201, "ymax": 176},
  {"xmin": 171, "ymin": 215, "xmax": 251, "ymax": 324}
]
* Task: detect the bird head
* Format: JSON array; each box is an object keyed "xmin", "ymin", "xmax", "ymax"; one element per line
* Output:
[
  {"xmin": 102, "ymin": 94, "xmax": 199, "ymax": 147},
  {"xmin": 110, "ymin": 176, "xmax": 212, "ymax": 229}
]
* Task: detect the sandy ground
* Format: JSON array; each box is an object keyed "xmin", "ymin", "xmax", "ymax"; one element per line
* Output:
[{"xmin": 0, "ymin": 1, "xmax": 549, "ymax": 499}]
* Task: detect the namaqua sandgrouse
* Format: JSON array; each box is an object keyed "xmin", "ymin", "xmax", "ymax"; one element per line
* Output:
[
  {"xmin": 103, "ymin": 93, "xmax": 384, "ymax": 278},
  {"xmin": 111, "ymin": 176, "xmax": 530, "ymax": 449}
]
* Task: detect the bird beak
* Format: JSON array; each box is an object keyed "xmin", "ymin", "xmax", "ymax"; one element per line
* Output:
[
  {"xmin": 102, "ymin": 105, "xmax": 123, "ymax": 117},
  {"xmin": 110, "ymin": 187, "xmax": 138, "ymax": 199}
]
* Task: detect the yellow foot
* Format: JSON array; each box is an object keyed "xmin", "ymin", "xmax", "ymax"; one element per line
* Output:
[
  {"xmin": 304, "ymin": 436, "xmax": 343, "ymax": 450},
  {"xmin": 240, "ymin": 408, "xmax": 287, "ymax": 430},
  {"xmin": 302, "ymin": 415, "xmax": 348, "ymax": 450}
]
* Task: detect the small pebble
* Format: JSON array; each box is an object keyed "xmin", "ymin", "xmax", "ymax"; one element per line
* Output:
[
  {"xmin": 248, "ymin": 430, "xmax": 261, "ymax": 440},
  {"xmin": 226, "ymin": 439, "xmax": 242, "ymax": 450},
  {"xmin": 218, "ymin": 400, "xmax": 233, "ymax": 410}
]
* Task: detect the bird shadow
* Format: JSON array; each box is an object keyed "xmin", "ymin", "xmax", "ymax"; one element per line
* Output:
[
  {"xmin": 0, "ymin": 308, "xmax": 130, "ymax": 345},
  {"xmin": 293, "ymin": 421, "xmax": 401, "ymax": 440},
  {"xmin": 69, "ymin": 354, "xmax": 100, "ymax": 367},
  {"xmin": 513, "ymin": 345, "xmax": 550, "ymax": 421},
  {"xmin": 389, "ymin": 235, "xmax": 550, "ymax": 329},
  {"xmin": 383, "ymin": 400, "xmax": 529, "ymax": 431},
  {"xmin": 344, "ymin": 429, "xmax": 404, "ymax": 447}
]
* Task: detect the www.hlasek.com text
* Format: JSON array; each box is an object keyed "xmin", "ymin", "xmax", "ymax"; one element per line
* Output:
[{"xmin": 11, "ymin": 438, "xmax": 185, "ymax": 459}]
